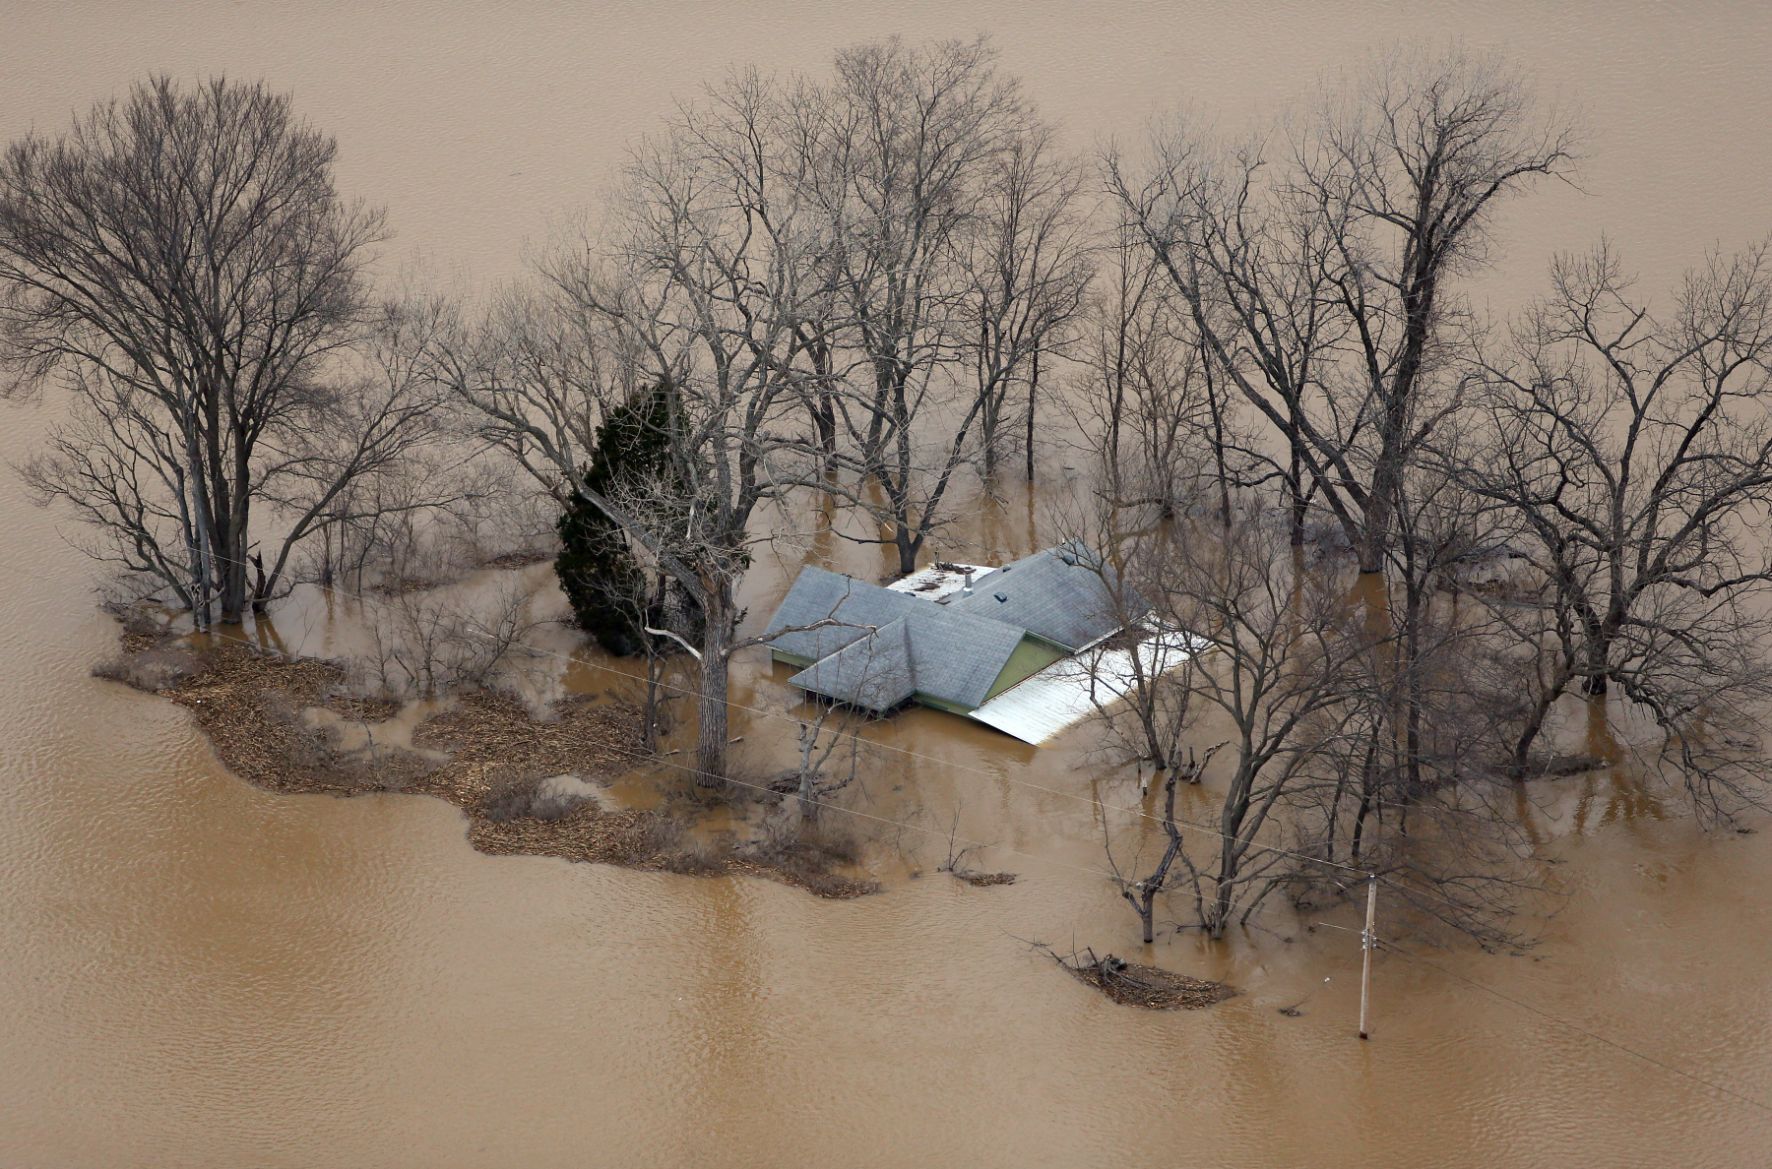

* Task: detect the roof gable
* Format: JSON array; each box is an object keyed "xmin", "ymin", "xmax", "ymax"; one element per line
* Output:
[
  {"xmin": 945, "ymin": 542, "xmax": 1147, "ymax": 651},
  {"xmin": 787, "ymin": 618, "xmax": 918, "ymax": 712},
  {"xmin": 763, "ymin": 565, "xmax": 924, "ymax": 662},
  {"xmin": 786, "ymin": 604, "xmax": 1028, "ymax": 712},
  {"xmin": 767, "ymin": 545, "xmax": 1143, "ymax": 712},
  {"xmin": 898, "ymin": 606, "xmax": 1028, "ymax": 708}
]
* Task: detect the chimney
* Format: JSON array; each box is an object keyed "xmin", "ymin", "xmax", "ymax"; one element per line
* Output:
[{"xmin": 961, "ymin": 570, "xmax": 974, "ymax": 598}]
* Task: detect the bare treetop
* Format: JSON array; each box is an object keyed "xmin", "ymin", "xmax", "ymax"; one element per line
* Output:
[
  {"xmin": 1308, "ymin": 46, "xmax": 1580, "ymax": 274},
  {"xmin": 1111, "ymin": 46, "xmax": 1577, "ymax": 571},
  {"xmin": 0, "ymin": 76, "xmax": 399, "ymax": 623}
]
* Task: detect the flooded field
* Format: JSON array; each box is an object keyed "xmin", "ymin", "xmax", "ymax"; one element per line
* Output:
[{"xmin": 5, "ymin": 3, "xmax": 1772, "ymax": 1166}]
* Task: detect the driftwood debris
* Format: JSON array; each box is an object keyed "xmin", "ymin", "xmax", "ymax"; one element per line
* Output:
[
  {"xmin": 937, "ymin": 810, "xmax": 1017, "ymax": 888},
  {"xmin": 1038, "ymin": 943, "xmax": 1230, "ymax": 1010}
]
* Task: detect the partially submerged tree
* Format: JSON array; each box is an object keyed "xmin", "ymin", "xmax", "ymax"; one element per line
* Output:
[
  {"xmin": 1105, "ymin": 746, "xmax": 1215, "ymax": 944},
  {"xmin": 796, "ymin": 37, "xmax": 1081, "ymax": 572},
  {"xmin": 1109, "ymin": 47, "xmax": 1576, "ymax": 570},
  {"xmin": 357, "ymin": 575, "xmax": 542, "ymax": 701},
  {"xmin": 0, "ymin": 76, "xmax": 395, "ymax": 624},
  {"xmin": 540, "ymin": 73, "xmax": 820, "ymax": 786},
  {"xmin": 1052, "ymin": 492, "xmax": 1204, "ymax": 776},
  {"xmin": 961, "ymin": 125, "xmax": 1090, "ymax": 483},
  {"xmin": 1107, "ymin": 508, "xmax": 1379, "ymax": 938},
  {"xmin": 434, "ymin": 282, "xmax": 640, "ymax": 503},
  {"xmin": 555, "ymin": 381, "xmax": 684, "ymax": 655},
  {"xmin": 255, "ymin": 297, "xmax": 467, "ymax": 596},
  {"xmin": 1460, "ymin": 242, "xmax": 1772, "ymax": 818},
  {"xmin": 1065, "ymin": 225, "xmax": 1252, "ymax": 523}
]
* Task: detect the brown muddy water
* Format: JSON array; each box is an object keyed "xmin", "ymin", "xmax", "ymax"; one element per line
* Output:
[{"xmin": 6, "ymin": 4, "xmax": 1772, "ymax": 1167}]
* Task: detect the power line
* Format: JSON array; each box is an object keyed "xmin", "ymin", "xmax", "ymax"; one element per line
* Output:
[
  {"xmin": 137, "ymin": 560, "xmax": 1772, "ymax": 1118},
  {"xmin": 156, "ymin": 543, "xmax": 1372, "ymax": 880},
  {"xmin": 1377, "ymin": 938, "xmax": 1772, "ymax": 1119},
  {"xmin": 588, "ymin": 734, "xmax": 1130, "ymax": 887},
  {"xmin": 140, "ymin": 550, "xmax": 1134, "ymax": 886},
  {"xmin": 588, "ymin": 730, "xmax": 1345, "ymax": 998},
  {"xmin": 509, "ymin": 686, "xmax": 1772, "ymax": 1117},
  {"xmin": 121, "ymin": 549, "xmax": 1355, "ymax": 942},
  {"xmin": 465, "ymin": 715, "xmax": 1331, "ymax": 944},
  {"xmin": 463, "ymin": 612, "xmax": 1370, "ymax": 876}
]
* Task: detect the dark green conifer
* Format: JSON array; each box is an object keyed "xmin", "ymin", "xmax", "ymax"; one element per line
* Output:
[{"xmin": 554, "ymin": 383, "xmax": 673, "ymax": 655}]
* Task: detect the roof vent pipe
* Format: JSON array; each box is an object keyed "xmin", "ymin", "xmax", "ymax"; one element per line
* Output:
[{"xmin": 961, "ymin": 571, "xmax": 974, "ymax": 597}]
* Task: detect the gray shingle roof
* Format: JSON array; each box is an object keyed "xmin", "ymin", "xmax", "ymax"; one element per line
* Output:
[
  {"xmin": 765, "ymin": 544, "xmax": 1141, "ymax": 713},
  {"xmin": 762, "ymin": 565, "xmax": 924, "ymax": 663},
  {"xmin": 945, "ymin": 541, "xmax": 1147, "ymax": 651},
  {"xmin": 900, "ymin": 605, "xmax": 1028, "ymax": 708},
  {"xmin": 787, "ymin": 605, "xmax": 1027, "ymax": 712},
  {"xmin": 785, "ymin": 619, "xmax": 917, "ymax": 712}
]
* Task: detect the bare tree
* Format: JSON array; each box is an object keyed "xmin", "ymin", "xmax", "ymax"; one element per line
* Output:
[
  {"xmin": 1109, "ymin": 48, "xmax": 1576, "ymax": 571},
  {"xmin": 0, "ymin": 76, "xmax": 389, "ymax": 624},
  {"xmin": 357, "ymin": 576, "xmax": 543, "ymax": 701},
  {"xmin": 1126, "ymin": 509, "xmax": 1378, "ymax": 938},
  {"xmin": 789, "ymin": 693, "xmax": 881, "ymax": 823},
  {"xmin": 535, "ymin": 71, "xmax": 821, "ymax": 786},
  {"xmin": 434, "ymin": 281, "xmax": 640, "ymax": 503},
  {"xmin": 1064, "ymin": 225, "xmax": 1253, "ymax": 522},
  {"xmin": 1104, "ymin": 747, "xmax": 1215, "ymax": 943},
  {"xmin": 252, "ymin": 297, "xmax": 467, "ymax": 596},
  {"xmin": 961, "ymin": 125, "xmax": 1091, "ymax": 484},
  {"xmin": 794, "ymin": 37, "xmax": 1069, "ymax": 573},
  {"xmin": 1050, "ymin": 490, "xmax": 1204, "ymax": 775},
  {"xmin": 1459, "ymin": 242, "xmax": 1772, "ymax": 819}
]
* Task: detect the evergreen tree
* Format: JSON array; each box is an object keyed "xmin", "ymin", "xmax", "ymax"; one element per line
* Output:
[{"xmin": 555, "ymin": 384, "xmax": 674, "ymax": 655}]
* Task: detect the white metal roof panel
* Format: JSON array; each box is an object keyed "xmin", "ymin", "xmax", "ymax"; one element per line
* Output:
[{"xmin": 966, "ymin": 622, "xmax": 1207, "ymax": 745}]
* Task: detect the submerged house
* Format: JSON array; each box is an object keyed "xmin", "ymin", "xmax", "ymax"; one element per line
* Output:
[{"xmin": 762, "ymin": 543, "xmax": 1149, "ymax": 739}]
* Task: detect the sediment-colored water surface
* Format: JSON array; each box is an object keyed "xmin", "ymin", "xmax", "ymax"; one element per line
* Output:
[{"xmin": 4, "ymin": 4, "xmax": 1772, "ymax": 1165}]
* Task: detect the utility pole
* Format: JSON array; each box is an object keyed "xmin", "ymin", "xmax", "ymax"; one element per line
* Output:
[{"xmin": 1358, "ymin": 874, "xmax": 1378, "ymax": 1040}]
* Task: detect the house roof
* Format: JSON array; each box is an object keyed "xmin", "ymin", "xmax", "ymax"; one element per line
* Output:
[
  {"xmin": 967, "ymin": 619, "xmax": 1208, "ymax": 744},
  {"xmin": 946, "ymin": 541, "xmax": 1148, "ymax": 652},
  {"xmin": 786, "ymin": 618, "xmax": 918, "ymax": 712},
  {"xmin": 899, "ymin": 605, "xmax": 1030, "ymax": 708},
  {"xmin": 761, "ymin": 565, "xmax": 924, "ymax": 663},
  {"xmin": 764, "ymin": 543, "xmax": 1144, "ymax": 714},
  {"xmin": 786, "ymin": 605, "xmax": 1028, "ymax": 713}
]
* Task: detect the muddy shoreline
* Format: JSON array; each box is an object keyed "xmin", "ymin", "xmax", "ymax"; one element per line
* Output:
[
  {"xmin": 96, "ymin": 617, "xmax": 1238, "ymax": 1009},
  {"xmin": 98, "ymin": 626, "xmax": 880, "ymax": 899}
]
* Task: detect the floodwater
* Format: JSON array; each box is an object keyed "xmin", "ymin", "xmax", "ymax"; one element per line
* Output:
[{"xmin": 5, "ymin": 4, "xmax": 1772, "ymax": 1166}]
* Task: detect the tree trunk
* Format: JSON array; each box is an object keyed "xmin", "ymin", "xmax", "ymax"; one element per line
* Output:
[
  {"xmin": 1508, "ymin": 686, "xmax": 1562, "ymax": 779},
  {"xmin": 1125, "ymin": 767, "xmax": 1185, "ymax": 944},
  {"xmin": 642, "ymin": 574, "xmax": 669, "ymax": 753},
  {"xmin": 1287, "ymin": 448, "xmax": 1307, "ymax": 547},
  {"xmin": 218, "ymin": 454, "xmax": 251, "ymax": 624},
  {"xmin": 894, "ymin": 526, "xmax": 918, "ymax": 577},
  {"xmin": 184, "ymin": 420, "xmax": 215, "ymax": 631},
  {"xmin": 643, "ymin": 656, "xmax": 663, "ymax": 753},
  {"xmin": 1209, "ymin": 875, "xmax": 1233, "ymax": 941},
  {"xmin": 1209, "ymin": 827, "xmax": 1238, "ymax": 940},
  {"xmin": 1206, "ymin": 346, "xmax": 1232, "ymax": 527},
  {"xmin": 1351, "ymin": 786, "xmax": 1373, "ymax": 864},
  {"xmin": 220, "ymin": 526, "xmax": 248, "ymax": 621},
  {"xmin": 1358, "ymin": 483, "xmax": 1393, "ymax": 575},
  {"xmin": 1581, "ymin": 619, "xmax": 1611, "ymax": 696},
  {"xmin": 693, "ymin": 583, "xmax": 734, "ymax": 787},
  {"xmin": 816, "ymin": 392, "xmax": 836, "ymax": 461},
  {"xmin": 1401, "ymin": 565, "xmax": 1425, "ymax": 796}
]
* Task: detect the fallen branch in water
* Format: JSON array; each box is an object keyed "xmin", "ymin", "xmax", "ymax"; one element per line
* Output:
[
  {"xmin": 1029, "ymin": 940, "xmax": 1231, "ymax": 1010},
  {"xmin": 936, "ymin": 805, "xmax": 1018, "ymax": 887}
]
